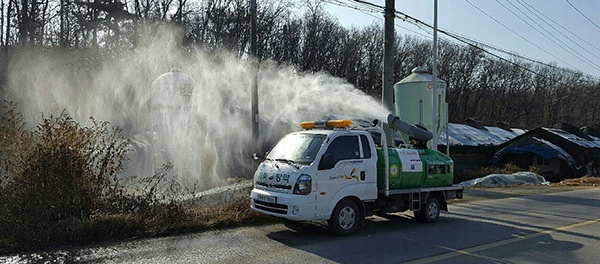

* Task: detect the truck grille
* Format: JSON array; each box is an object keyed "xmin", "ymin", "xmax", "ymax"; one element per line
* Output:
[
  {"xmin": 254, "ymin": 200, "xmax": 288, "ymax": 215},
  {"xmin": 256, "ymin": 181, "xmax": 292, "ymax": 190}
]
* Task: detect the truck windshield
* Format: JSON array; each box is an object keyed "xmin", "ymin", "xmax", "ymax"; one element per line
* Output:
[{"xmin": 266, "ymin": 133, "xmax": 326, "ymax": 165}]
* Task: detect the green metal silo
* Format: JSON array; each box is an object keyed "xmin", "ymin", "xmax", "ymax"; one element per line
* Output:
[{"xmin": 394, "ymin": 67, "xmax": 447, "ymax": 149}]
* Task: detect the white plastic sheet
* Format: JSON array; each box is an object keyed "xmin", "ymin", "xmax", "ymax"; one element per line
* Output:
[{"xmin": 460, "ymin": 171, "xmax": 549, "ymax": 187}]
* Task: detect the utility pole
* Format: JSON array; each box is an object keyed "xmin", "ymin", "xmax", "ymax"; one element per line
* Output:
[
  {"xmin": 432, "ymin": 0, "xmax": 439, "ymax": 150},
  {"xmin": 250, "ymin": 0, "xmax": 259, "ymax": 158},
  {"xmin": 0, "ymin": 0, "xmax": 7, "ymax": 98},
  {"xmin": 382, "ymin": 0, "xmax": 395, "ymax": 147}
]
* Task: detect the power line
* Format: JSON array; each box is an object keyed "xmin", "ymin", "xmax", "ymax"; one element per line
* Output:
[
  {"xmin": 497, "ymin": 0, "xmax": 600, "ymax": 72},
  {"xmin": 344, "ymin": 1, "xmax": 564, "ymax": 78},
  {"xmin": 348, "ymin": 0, "xmax": 574, "ymax": 70},
  {"xmin": 518, "ymin": 0, "xmax": 600, "ymax": 54},
  {"xmin": 332, "ymin": 0, "xmax": 599, "ymax": 81},
  {"xmin": 323, "ymin": 0, "xmax": 431, "ymax": 39},
  {"xmin": 388, "ymin": 3, "xmax": 575, "ymax": 78},
  {"xmin": 514, "ymin": 0, "xmax": 600, "ymax": 61},
  {"xmin": 464, "ymin": 0, "xmax": 579, "ymax": 71},
  {"xmin": 323, "ymin": 0, "xmax": 380, "ymax": 15},
  {"xmin": 565, "ymin": 0, "xmax": 600, "ymax": 30}
]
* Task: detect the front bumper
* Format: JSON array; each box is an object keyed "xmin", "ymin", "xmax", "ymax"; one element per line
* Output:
[{"xmin": 250, "ymin": 188, "xmax": 316, "ymax": 221}]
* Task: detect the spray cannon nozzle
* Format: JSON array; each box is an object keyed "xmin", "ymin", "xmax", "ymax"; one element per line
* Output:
[
  {"xmin": 372, "ymin": 119, "xmax": 379, "ymax": 127},
  {"xmin": 386, "ymin": 114, "xmax": 433, "ymax": 141}
]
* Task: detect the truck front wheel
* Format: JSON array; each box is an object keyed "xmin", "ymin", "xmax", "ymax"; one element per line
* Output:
[
  {"xmin": 328, "ymin": 199, "xmax": 360, "ymax": 236},
  {"xmin": 414, "ymin": 196, "xmax": 440, "ymax": 223}
]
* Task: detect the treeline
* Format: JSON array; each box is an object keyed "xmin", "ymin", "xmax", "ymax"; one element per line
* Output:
[{"xmin": 1, "ymin": 0, "xmax": 599, "ymax": 128}]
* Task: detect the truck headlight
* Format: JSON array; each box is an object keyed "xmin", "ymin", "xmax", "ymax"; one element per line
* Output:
[{"xmin": 293, "ymin": 174, "xmax": 312, "ymax": 195}]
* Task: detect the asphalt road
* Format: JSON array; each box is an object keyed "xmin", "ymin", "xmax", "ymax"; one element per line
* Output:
[{"xmin": 2, "ymin": 188, "xmax": 599, "ymax": 263}]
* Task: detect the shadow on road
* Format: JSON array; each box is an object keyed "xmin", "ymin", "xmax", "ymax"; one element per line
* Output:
[{"xmin": 266, "ymin": 210, "xmax": 586, "ymax": 263}]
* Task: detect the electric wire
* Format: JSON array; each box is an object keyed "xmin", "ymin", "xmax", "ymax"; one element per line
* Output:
[
  {"xmin": 514, "ymin": 0, "xmax": 600, "ymax": 60},
  {"xmin": 322, "ymin": 0, "xmax": 432, "ymax": 40},
  {"xmin": 565, "ymin": 0, "xmax": 600, "ymax": 30},
  {"xmin": 391, "ymin": 2, "xmax": 577, "ymax": 79},
  {"xmin": 464, "ymin": 0, "xmax": 580, "ymax": 71},
  {"xmin": 517, "ymin": 0, "xmax": 600, "ymax": 53},
  {"xmin": 324, "ymin": 0, "xmax": 380, "ymax": 14},
  {"xmin": 498, "ymin": 0, "xmax": 600, "ymax": 72},
  {"xmin": 332, "ymin": 0, "xmax": 600, "ymax": 82},
  {"xmin": 347, "ymin": 0, "xmax": 566, "ymax": 69},
  {"xmin": 332, "ymin": 0, "xmax": 599, "ymax": 81},
  {"xmin": 343, "ymin": 0, "xmax": 435, "ymax": 39}
]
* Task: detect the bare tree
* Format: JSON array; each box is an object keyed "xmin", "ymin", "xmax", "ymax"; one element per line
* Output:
[
  {"xmin": 0, "ymin": 0, "xmax": 598, "ymax": 129},
  {"xmin": 357, "ymin": 24, "xmax": 382, "ymax": 97},
  {"xmin": 299, "ymin": 3, "xmax": 343, "ymax": 73},
  {"xmin": 437, "ymin": 43, "xmax": 483, "ymax": 123},
  {"xmin": 73, "ymin": 0, "xmax": 136, "ymax": 49}
]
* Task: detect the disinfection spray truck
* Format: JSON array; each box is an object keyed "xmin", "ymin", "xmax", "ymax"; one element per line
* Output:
[{"xmin": 250, "ymin": 114, "xmax": 463, "ymax": 235}]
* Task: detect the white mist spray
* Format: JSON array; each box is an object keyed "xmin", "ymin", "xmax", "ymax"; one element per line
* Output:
[{"xmin": 6, "ymin": 27, "xmax": 390, "ymax": 190}]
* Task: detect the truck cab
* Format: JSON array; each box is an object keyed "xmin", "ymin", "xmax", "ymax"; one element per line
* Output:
[{"xmin": 251, "ymin": 123, "xmax": 377, "ymax": 223}]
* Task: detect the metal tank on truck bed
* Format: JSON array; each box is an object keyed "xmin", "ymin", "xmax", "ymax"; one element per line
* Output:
[
  {"xmin": 376, "ymin": 114, "xmax": 454, "ymax": 190},
  {"xmin": 376, "ymin": 148, "xmax": 453, "ymax": 190}
]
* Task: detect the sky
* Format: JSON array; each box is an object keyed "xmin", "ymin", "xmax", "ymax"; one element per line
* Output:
[{"xmin": 322, "ymin": 0, "xmax": 600, "ymax": 79}]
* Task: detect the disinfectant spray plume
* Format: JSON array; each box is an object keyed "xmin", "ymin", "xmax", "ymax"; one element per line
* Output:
[{"xmin": 6, "ymin": 28, "xmax": 389, "ymax": 190}]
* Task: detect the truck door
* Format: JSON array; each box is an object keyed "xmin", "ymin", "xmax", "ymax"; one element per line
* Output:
[
  {"xmin": 314, "ymin": 135, "xmax": 367, "ymax": 218},
  {"xmin": 360, "ymin": 134, "xmax": 378, "ymax": 200}
]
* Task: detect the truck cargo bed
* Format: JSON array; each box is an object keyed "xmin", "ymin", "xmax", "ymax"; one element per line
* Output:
[{"xmin": 381, "ymin": 184, "xmax": 464, "ymax": 198}]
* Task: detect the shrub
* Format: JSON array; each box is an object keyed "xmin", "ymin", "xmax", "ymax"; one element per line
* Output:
[
  {"xmin": 0, "ymin": 102, "xmax": 272, "ymax": 250},
  {"xmin": 0, "ymin": 104, "xmax": 130, "ymax": 246}
]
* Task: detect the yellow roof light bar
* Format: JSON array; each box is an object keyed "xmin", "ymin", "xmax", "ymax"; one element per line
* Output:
[{"xmin": 300, "ymin": 119, "xmax": 353, "ymax": 129}]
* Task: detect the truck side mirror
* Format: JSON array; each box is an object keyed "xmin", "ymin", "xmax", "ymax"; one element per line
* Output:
[
  {"xmin": 252, "ymin": 152, "xmax": 265, "ymax": 161},
  {"xmin": 319, "ymin": 154, "xmax": 335, "ymax": 170}
]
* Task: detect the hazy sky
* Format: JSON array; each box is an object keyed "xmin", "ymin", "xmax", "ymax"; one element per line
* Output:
[{"xmin": 323, "ymin": 0, "xmax": 600, "ymax": 79}]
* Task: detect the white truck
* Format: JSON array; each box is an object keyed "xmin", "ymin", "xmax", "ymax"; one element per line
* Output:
[{"xmin": 250, "ymin": 115, "xmax": 463, "ymax": 235}]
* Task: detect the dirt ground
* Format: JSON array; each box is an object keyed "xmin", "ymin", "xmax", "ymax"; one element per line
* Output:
[{"xmin": 458, "ymin": 176, "xmax": 600, "ymax": 203}]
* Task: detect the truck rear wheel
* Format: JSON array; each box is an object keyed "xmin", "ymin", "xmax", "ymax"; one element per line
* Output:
[
  {"xmin": 414, "ymin": 196, "xmax": 440, "ymax": 223},
  {"xmin": 328, "ymin": 199, "xmax": 360, "ymax": 236}
]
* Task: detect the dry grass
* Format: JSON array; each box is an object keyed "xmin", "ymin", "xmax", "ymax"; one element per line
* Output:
[
  {"xmin": 0, "ymin": 102, "xmax": 132, "ymax": 249},
  {"xmin": 0, "ymin": 102, "xmax": 276, "ymax": 252},
  {"xmin": 190, "ymin": 196, "xmax": 274, "ymax": 228},
  {"xmin": 556, "ymin": 176, "xmax": 600, "ymax": 187}
]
